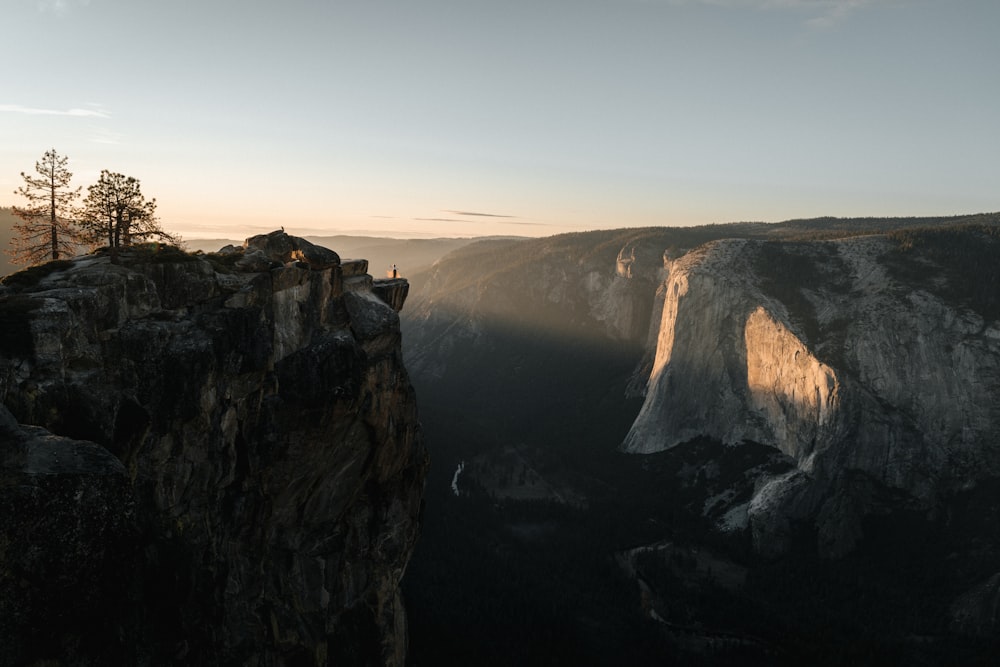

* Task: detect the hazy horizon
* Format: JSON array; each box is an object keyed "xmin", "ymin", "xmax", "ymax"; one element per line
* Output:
[{"xmin": 2, "ymin": 1, "xmax": 998, "ymax": 241}]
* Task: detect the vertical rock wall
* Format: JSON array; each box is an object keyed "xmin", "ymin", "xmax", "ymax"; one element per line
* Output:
[
  {"xmin": 0, "ymin": 232, "xmax": 427, "ymax": 666},
  {"xmin": 744, "ymin": 306, "xmax": 840, "ymax": 464},
  {"xmin": 623, "ymin": 235, "xmax": 1000, "ymax": 556}
]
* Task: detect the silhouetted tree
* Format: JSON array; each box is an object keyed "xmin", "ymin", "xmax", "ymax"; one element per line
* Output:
[
  {"xmin": 77, "ymin": 170, "xmax": 176, "ymax": 249},
  {"xmin": 6, "ymin": 148, "xmax": 80, "ymax": 266}
]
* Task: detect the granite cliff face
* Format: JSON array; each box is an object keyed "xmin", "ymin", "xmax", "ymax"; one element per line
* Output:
[
  {"xmin": 623, "ymin": 233, "xmax": 1000, "ymax": 556},
  {"xmin": 0, "ymin": 231, "xmax": 427, "ymax": 666}
]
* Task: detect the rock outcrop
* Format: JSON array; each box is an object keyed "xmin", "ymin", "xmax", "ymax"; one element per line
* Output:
[
  {"xmin": 0, "ymin": 231, "xmax": 427, "ymax": 666},
  {"xmin": 951, "ymin": 572, "xmax": 1000, "ymax": 638},
  {"xmin": 0, "ymin": 403, "xmax": 136, "ymax": 664},
  {"xmin": 623, "ymin": 233, "xmax": 1000, "ymax": 556}
]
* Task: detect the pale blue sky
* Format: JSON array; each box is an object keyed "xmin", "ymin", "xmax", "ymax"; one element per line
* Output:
[{"xmin": 2, "ymin": 0, "xmax": 997, "ymax": 239}]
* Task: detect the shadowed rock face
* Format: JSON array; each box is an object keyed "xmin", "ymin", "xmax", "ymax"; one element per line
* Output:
[
  {"xmin": 0, "ymin": 231, "xmax": 427, "ymax": 666},
  {"xmin": 0, "ymin": 403, "xmax": 136, "ymax": 665}
]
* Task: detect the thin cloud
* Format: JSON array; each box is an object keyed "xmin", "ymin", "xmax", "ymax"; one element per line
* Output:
[
  {"xmin": 697, "ymin": 0, "xmax": 864, "ymax": 8},
  {"xmin": 88, "ymin": 127, "xmax": 123, "ymax": 145},
  {"xmin": 443, "ymin": 210, "xmax": 516, "ymax": 219},
  {"xmin": 0, "ymin": 104, "xmax": 110, "ymax": 118},
  {"xmin": 804, "ymin": 0, "xmax": 870, "ymax": 28},
  {"xmin": 415, "ymin": 216, "xmax": 553, "ymax": 227},
  {"xmin": 36, "ymin": 0, "xmax": 90, "ymax": 17},
  {"xmin": 675, "ymin": 0, "xmax": 889, "ymax": 28}
]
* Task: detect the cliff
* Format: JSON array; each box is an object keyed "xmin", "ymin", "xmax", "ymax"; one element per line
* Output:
[
  {"xmin": 623, "ymin": 231, "xmax": 1000, "ymax": 556},
  {"xmin": 398, "ymin": 220, "xmax": 1000, "ymax": 658},
  {"xmin": 0, "ymin": 231, "xmax": 427, "ymax": 666}
]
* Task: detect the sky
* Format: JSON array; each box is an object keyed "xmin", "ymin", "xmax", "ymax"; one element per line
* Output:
[{"xmin": 2, "ymin": 0, "xmax": 998, "ymax": 240}]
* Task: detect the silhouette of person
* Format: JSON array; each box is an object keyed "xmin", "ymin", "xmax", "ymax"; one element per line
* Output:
[{"xmin": 392, "ymin": 264, "xmax": 397, "ymax": 279}]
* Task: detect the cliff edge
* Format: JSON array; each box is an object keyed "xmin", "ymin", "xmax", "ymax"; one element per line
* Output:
[{"xmin": 0, "ymin": 231, "xmax": 428, "ymax": 666}]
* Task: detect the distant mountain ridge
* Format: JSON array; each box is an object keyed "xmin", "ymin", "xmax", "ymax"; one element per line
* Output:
[
  {"xmin": 162, "ymin": 234, "xmax": 493, "ymax": 290},
  {"xmin": 0, "ymin": 208, "xmax": 18, "ymax": 278}
]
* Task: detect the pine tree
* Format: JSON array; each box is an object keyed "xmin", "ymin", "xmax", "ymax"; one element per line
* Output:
[
  {"xmin": 6, "ymin": 148, "xmax": 80, "ymax": 266},
  {"xmin": 77, "ymin": 170, "xmax": 177, "ymax": 249}
]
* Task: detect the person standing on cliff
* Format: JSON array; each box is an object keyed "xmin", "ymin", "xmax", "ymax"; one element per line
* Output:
[{"xmin": 392, "ymin": 264, "xmax": 397, "ymax": 279}]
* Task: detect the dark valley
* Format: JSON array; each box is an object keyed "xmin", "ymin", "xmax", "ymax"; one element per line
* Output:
[{"xmin": 401, "ymin": 215, "xmax": 1000, "ymax": 666}]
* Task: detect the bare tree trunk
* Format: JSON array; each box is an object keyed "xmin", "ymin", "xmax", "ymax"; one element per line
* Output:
[{"xmin": 50, "ymin": 185, "xmax": 58, "ymax": 260}]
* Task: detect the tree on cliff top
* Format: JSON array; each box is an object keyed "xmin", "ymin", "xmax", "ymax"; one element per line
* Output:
[
  {"xmin": 6, "ymin": 148, "xmax": 80, "ymax": 266},
  {"xmin": 77, "ymin": 170, "xmax": 177, "ymax": 249}
]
